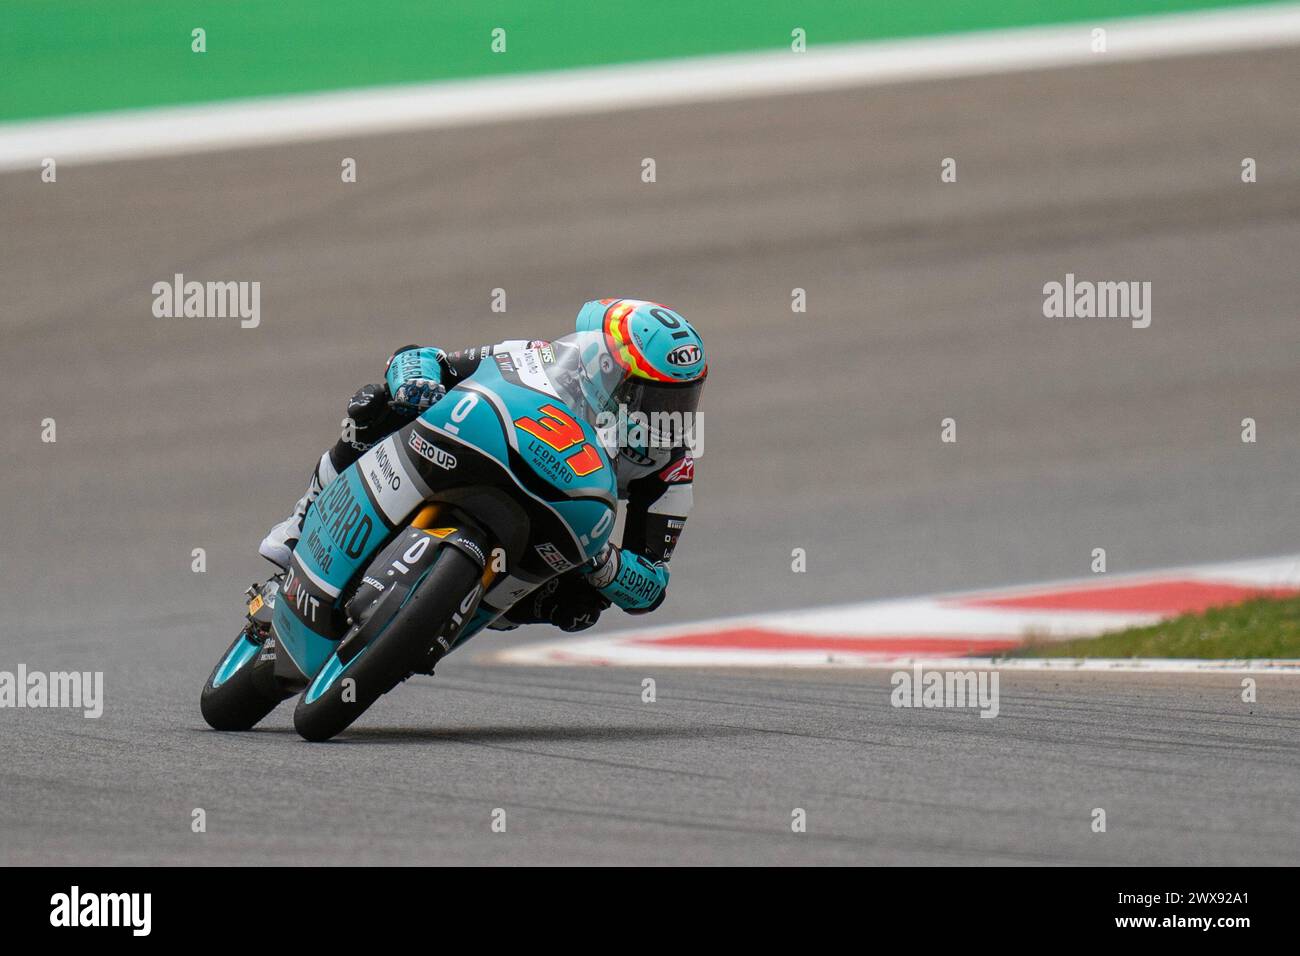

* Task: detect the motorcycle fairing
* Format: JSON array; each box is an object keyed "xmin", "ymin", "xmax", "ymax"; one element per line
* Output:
[{"xmin": 271, "ymin": 344, "xmax": 617, "ymax": 683}]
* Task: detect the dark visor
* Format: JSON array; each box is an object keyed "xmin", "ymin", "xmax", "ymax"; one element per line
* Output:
[{"xmin": 612, "ymin": 376, "xmax": 704, "ymax": 446}]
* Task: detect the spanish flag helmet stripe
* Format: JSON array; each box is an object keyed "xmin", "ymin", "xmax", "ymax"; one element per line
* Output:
[{"xmin": 602, "ymin": 300, "xmax": 678, "ymax": 382}]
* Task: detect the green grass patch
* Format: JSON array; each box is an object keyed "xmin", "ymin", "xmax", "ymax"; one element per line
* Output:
[
  {"xmin": 0, "ymin": 0, "xmax": 1285, "ymax": 121},
  {"xmin": 1007, "ymin": 595, "xmax": 1300, "ymax": 659}
]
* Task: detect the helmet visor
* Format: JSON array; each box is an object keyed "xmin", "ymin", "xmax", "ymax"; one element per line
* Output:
[{"xmin": 611, "ymin": 376, "xmax": 705, "ymax": 449}]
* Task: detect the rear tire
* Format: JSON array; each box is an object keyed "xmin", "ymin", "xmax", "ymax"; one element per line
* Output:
[
  {"xmin": 293, "ymin": 546, "xmax": 482, "ymax": 742},
  {"xmin": 201, "ymin": 631, "xmax": 291, "ymax": 731}
]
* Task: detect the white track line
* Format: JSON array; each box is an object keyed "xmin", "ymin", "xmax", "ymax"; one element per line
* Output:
[
  {"xmin": 938, "ymin": 657, "xmax": 1300, "ymax": 673},
  {"xmin": 4, "ymin": 5, "xmax": 1300, "ymax": 171},
  {"xmin": 495, "ymin": 650, "xmax": 1300, "ymax": 673},
  {"xmin": 488, "ymin": 646, "xmax": 1300, "ymax": 673}
]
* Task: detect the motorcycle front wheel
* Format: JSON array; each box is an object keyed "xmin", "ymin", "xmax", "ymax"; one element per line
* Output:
[{"xmin": 292, "ymin": 545, "xmax": 482, "ymax": 742}]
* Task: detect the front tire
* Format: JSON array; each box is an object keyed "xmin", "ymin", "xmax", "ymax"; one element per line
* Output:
[
  {"xmin": 201, "ymin": 631, "xmax": 291, "ymax": 731},
  {"xmin": 293, "ymin": 546, "xmax": 482, "ymax": 742}
]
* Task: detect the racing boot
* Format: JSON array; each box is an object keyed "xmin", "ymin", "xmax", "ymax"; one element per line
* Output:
[
  {"xmin": 258, "ymin": 451, "xmax": 337, "ymax": 569},
  {"xmin": 256, "ymin": 382, "xmax": 413, "ymax": 569}
]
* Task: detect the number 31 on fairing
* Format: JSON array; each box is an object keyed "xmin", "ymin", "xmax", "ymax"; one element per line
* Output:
[{"xmin": 513, "ymin": 404, "xmax": 605, "ymax": 477}]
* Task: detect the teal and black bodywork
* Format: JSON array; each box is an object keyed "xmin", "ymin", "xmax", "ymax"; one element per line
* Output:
[{"xmin": 265, "ymin": 337, "xmax": 617, "ymax": 731}]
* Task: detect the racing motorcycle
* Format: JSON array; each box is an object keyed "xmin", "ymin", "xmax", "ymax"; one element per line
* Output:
[{"xmin": 200, "ymin": 332, "xmax": 619, "ymax": 741}]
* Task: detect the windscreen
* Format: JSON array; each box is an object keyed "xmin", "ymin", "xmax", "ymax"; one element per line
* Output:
[{"xmin": 544, "ymin": 331, "xmax": 703, "ymax": 455}]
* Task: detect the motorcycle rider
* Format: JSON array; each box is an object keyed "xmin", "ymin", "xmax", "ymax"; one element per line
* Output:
[{"xmin": 259, "ymin": 298, "xmax": 706, "ymax": 634}]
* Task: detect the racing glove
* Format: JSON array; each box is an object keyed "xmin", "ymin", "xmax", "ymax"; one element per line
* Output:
[
  {"xmin": 340, "ymin": 383, "xmax": 412, "ymax": 451},
  {"xmin": 506, "ymin": 574, "xmax": 611, "ymax": 632},
  {"xmin": 584, "ymin": 545, "xmax": 670, "ymax": 614},
  {"xmin": 385, "ymin": 345, "xmax": 447, "ymax": 413}
]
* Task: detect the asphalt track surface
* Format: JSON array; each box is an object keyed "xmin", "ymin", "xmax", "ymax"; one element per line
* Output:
[{"xmin": 3, "ymin": 48, "xmax": 1299, "ymax": 864}]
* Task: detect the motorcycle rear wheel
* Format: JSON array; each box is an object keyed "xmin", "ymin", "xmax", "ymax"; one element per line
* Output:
[{"xmin": 201, "ymin": 630, "xmax": 292, "ymax": 731}]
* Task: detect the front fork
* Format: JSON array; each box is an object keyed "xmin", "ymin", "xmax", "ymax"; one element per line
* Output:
[
  {"xmin": 410, "ymin": 503, "xmax": 500, "ymax": 652},
  {"xmin": 333, "ymin": 502, "xmax": 498, "ymax": 670}
]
